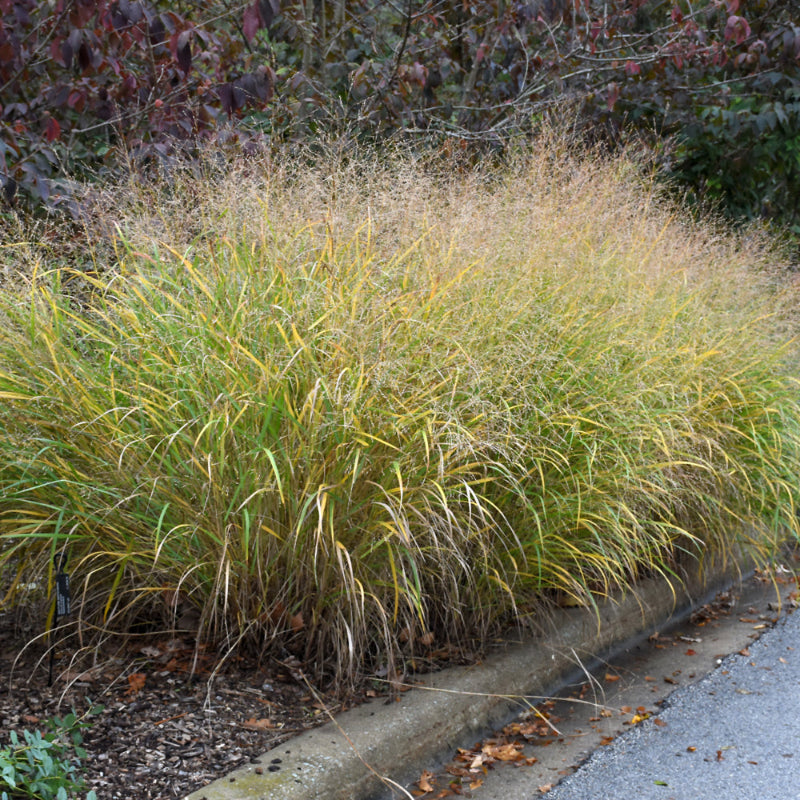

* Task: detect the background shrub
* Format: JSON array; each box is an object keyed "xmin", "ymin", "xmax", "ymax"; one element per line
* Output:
[{"xmin": 1, "ymin": 0, "xmax": 798, "ymax": 242}]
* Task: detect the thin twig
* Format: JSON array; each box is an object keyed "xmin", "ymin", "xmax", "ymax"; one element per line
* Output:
[{"xmin": 299, "ymin": 672, "xmax": 416, "ymax": 800}]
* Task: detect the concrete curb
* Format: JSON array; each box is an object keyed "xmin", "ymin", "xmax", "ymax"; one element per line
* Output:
[{"xmin": 185, "ymin": 556, "xmax": 749, "ymax": 800}]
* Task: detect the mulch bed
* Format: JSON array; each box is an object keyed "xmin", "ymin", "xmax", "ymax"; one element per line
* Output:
[
  {"xmin": 0, "ymin": 614, "xmax": 480, "ymax": 799},
  {"xmin": 0, "ymin": 622, "xmax": 361, "ymax": 800}
]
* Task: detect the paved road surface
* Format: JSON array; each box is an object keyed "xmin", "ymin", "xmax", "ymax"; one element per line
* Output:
[
  {"xmin": 404, "ymin": 573, "xmax": 798, "ymax": 800},
  {"xmin": 547, "ymin": 600, "xmax": 800, "ymax": 800}
]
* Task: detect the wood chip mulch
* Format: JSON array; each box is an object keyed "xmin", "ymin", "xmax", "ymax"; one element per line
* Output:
[{"xmin": 0, "ymin": 619, "xmax": 364, "ymax": 800}]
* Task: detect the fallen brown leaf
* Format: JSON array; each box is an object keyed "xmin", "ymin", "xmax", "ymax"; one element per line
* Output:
[
  {"xmin": 604, "ymin": 673, "xmax": 620, "ymax": 682},
  {"xmin": 482, "ymin": 742, "xmax": 524, "ymax": 762},
  {"xmin": 265, "ymin": 600, "xmax": 286, "ymax": 624},
  {"xmin": 242, "ymin": 717, "xmax": 276, "ymax": 730},
  {"xmin": 125, "ymin": 672, "xmax": 146, "ymax": 696},
  {"xmin": 469, "ymin": 752, "xmax": 487, "ymax": 770},
  {"xmin": 418, "ymin": 769, "xmax": 436, "ymax": 793},
  {"xmin": 506, "ymin": 722, "xmax": 526, "ymax": 735}
]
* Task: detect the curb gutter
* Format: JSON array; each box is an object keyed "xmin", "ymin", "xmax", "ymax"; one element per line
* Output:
[{"xmin": 185, "ymin": 557, "xmax": 749, "ymax": 800}]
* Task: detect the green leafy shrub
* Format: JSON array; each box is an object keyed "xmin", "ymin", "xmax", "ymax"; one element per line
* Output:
[
  {"xmin": 671, "ymin": 81, "xmax": 800, "ymax": 238},
  {"xmin": 0, "ymin": 709, "xmax": 100, "ymax": 800}
]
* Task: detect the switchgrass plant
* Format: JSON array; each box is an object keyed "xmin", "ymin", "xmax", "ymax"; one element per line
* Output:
[{"xmin": 1, "ymin": 137, "xmax": 799, "ymax": 687}]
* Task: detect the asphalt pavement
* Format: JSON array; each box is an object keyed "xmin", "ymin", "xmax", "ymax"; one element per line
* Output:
[
  {"xmin": 545, "ymin": 588, "xmax": 800, "ymax": 800},
  {"xmin": 397, "ymin": 566, "xmax": 798, "ymax": 800}
]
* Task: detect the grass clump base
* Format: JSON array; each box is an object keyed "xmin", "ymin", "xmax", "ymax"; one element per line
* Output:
[{"xmin": 1, "ymin": 136, "xmax": 799, "ymax": 688}]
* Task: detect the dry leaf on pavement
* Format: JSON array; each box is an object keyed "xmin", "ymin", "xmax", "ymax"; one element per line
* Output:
[
  {"xmin": 417, "ymin": 769, "xmax": 436, "ymax": 793},
  {"xmin": 482, "ymin": 742, "xmax": 524, "ymax": 762}
]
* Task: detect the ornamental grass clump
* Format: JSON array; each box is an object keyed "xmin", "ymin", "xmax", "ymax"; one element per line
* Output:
[{"xmin": 1, "ymin": 139, "xmax": 799, "ymax": 686}]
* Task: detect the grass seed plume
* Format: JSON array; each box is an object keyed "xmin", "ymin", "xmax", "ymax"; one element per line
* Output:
[{"xmin": 1, "ymin": 139, "xmax": 799, "ymax": 687}]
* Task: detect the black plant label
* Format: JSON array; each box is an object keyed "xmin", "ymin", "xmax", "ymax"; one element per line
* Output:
[{"xmin": 56, "ymin": 571, "xmax": 71, "ymax": 617}]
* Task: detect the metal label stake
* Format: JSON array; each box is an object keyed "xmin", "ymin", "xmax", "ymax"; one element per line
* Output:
[{"xmin": 48, "ymin": 551, "xmax": 71, "ymax": 686}]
